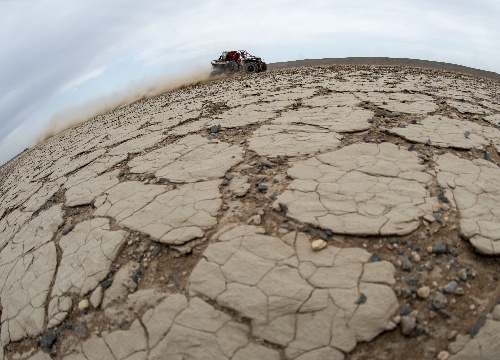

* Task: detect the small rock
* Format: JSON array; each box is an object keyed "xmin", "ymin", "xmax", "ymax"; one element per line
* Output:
[
  {"xmin": 400, "ymin": 305, "xmax": 412, "ymax": 316},
  {"xmin": 355, "ymin": 293, "xmax": 367, "ymax": 305},
  {"xmin": 433, "ymin": 213, "xmax": 443, "ymax": 225},
  {"xmin": 385, "ymin": 320, "xmax": 398, "ymax": 331},
  {"xmin": 369, "ymin": 253, "xmax": 380, "ymax": 262},
  {"xmin": 402, "ymin": 258, "xmax": 413, "ymax": 271},
  {"xmin": 250, "ymin": 214, "xmax": 262, "ymax": 225},
  {"xmin": 78, "ymin": 299, "xmax": 90, "ymax": 311},
  {"xmin": 75, "ymin": 323, "xmax": 87, "ymax": 338},
  {"xmin": 468, "ymin": 315, "xmax": 487, "ymax": 338},
  {"xmin": 456, "ymin": 269, "xmax": 467, "ymax": 281},
  {"xmin": 412, "ymin": 252, "xmax": 421, "ymax": 262},
  {"xmin": 443, "ymin": 281, "xmax": 458, "ymax": 294},
  {"xmin": 400, "ymin": 315, "xmax": 417, "ymax": 336},
  {"xmin": 417, "ymin": 286, "xmax": 431, "ymax": 299},
  {"xmin": 40, "ymin": 331, "xmax": 57, "ymax": 348},
  {"xmin": 437, "ymin": 350, "xmax": 449, "ymax": 360},
  {"xmin": 278, "ymin": 202, "xmax": 288, "ymax": 215},
  {"xmin": 433, "ymin": 240, "xmax": 449, "ymax": 254},
  {"xmin": 61, "ymin": 224, "xmax": 75, "ymax": 235},
  {"xmin": 430, "ymin": 291, "xmax": 448, "ymax": 310},
  {"xmin": 257, "ymin": 184, "xmax": 268, "ymax": 192},
  {"xmin": 311, "ymin": 239, "xmax": 327, "ymax": 251},
  {"xmin": 209, "ymin": 124, "xmax": 221, "ymax": 133},
  {"xmin": 448, "ymin": 330, "xmax": 458, "ymax": 341}
]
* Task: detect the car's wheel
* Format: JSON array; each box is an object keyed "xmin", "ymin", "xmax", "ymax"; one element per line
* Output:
[
  {"xmin": 261, "ymin": 62, "xmax": 267, "ymax": 72},
  {"xmin": 226, "ymin": 61, "xmax": 238, "ymax": 72},
  {"xmin": 244, "ymin": 62, "xmax": 258, "ymax": 74}
]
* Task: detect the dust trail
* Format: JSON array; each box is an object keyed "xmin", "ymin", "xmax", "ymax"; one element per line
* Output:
[{"xmin": 35, "ymin": 68, "xmax": 213, "ymax": 144}]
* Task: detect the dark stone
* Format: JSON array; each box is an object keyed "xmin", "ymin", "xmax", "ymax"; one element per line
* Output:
[
  {"xmin": 369, "ymin": 253, "xmax": 380, "ymax": 262},
  {"xmin": 411, "ymin": 119, "xmax": 418, "ymax": 124},
  {"xmin": 433, "ymin": 213, "xmax": 443, "ymax": 225},
  {"xmin": 438, "ymin": 150, "xmax": 446, "ymax": 155},
  {"xmin": 320, "ymin": 233, "xmax": 328, "ymax": 241},
  {"xmin": 364, "ymin": 137, "xmax": 370, "ymax": 143},
  {"xmin": 118, "ymin": 169, "xmax": 126, "ymax": 178},
  {"xmin": 397, "ymin": 248, "xmax": 405, "ymax": 255},
  {"xmin": 389, "ymin": 237, "xmax": 398, "ymax": 244},
  {"xmin": 262, "ymin": 160, "xmax": 273, "ymax": 168},
  {"xmin": 148, "ymin": 173, "xmax": 156, "ymax": 179},
  {"xmin": 468, "ymin": 315, "xmax": 487, "ymax": 338},
  {"xmin": 221, "ymin": 179, "xmax": 229, "ymax": 186},
  {"xmin": 355, "ymin": 293, "xmax": 367, "ymax": 305},
  {"xmin": 438, "ymin": 192, "xmax": 450, "ymax": 203},
  {"xmin": 257, "ymin": 184, "xmax": 268, "ymax": 192},
  {"xmin": 443, "ymin": 281, "xmax": 458, "ymax": 294},
  {"xmin": 402, "ymin": 288, "xmax": 413, "ymax": 298},
  {"xmin": 61, "ymin": 224, "xmax": 75, "ymax": 235},
  {"xmin": 483, "ymin": 151, "xmax": 493, "ymax": 162},
  {"xmin": 151, "ymin": 246, "xmax": 161, "ymax": 257},
  {"xmin": 367, "ymin": 118, "xmax": 373, "ymax": 123},
  {"xmin": 408, "ymin": 144, "xmax": 415, "ymax": 151},
  {"xmin": 75, "ymin": 323, "xmax": 87, "ymax": 338},
  {"xmin": 433, "ymin": 240, "xmax": 449, "ymax": 254},
  {"xmin": 41, "ymin": 331, "xmax": 57, "ymax": 348},
  {"xmin": 464, "ymin": 131, "xmax": 470, "ymax": 138},
  {"xmin": 410, "ymin": 324, "xmax": 425, "ymax": 338},
  {"xmin": 210, "ymin": 124, "xmax": 221, "ymax": 133},
  {"xmin": 273, "ymin": 178, "xmax": 279, "ymax": 183},
  {"xmin": 405, "ymin": 279, "xmax": 419, "ymax": 286},
  {"xmin": 438, "ymin": 309, "xmax": 452, "ymax": 319},
  {"xmin": 431, "ymin": 291, "xmax": 448, "ymax": 310},
  {"xmin": 325, "ymin": 229, "xmax": 334, "ymax": 236},
  {"xmin": 400, "ymin": 305, "xmax": 412, "ymax": 316},
  {"xmin": 278, "ymin": 203, "xmax": 288, "ymax": 215},
  {"xmin": 172, "ymin": 274, "xmax": 181, "ymax": 283},
  {"xmin": 72, "ymin": 209, "xmax": 80, "ymax": 215},
  {"xmin": 425, "ymin": 139, "xmax": 432, "ymax": 146},
  {"xmin": 157, "ymin": 177, "xmax": 169, "ymax": 184},
  {"xmin": 402, "ymin": 258, "xmax": 413, "ymax": 271},
  {"xmin": 224, "ymin": 173, "xmax": 234, "ymax": 180},
  {"xmin": 101, "ymin": 279, "xmax": 112, "ymax": 289},
  {"xmin": 130, "ymin": 274, "xmax": 139, "ymax": 284}
]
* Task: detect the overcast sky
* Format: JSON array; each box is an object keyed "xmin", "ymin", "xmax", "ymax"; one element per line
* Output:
[{"xmin": 1, "ymin": 0, "xmax": 499, "ymax": 165}]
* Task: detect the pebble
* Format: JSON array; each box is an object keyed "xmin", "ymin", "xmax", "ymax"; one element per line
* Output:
[
  {"xmin": 456, "ymin": 268, "xmax": 467, "ymax": 281},
  {"xmin": 40, "ymin": 331, "xmax": 57, "ymax": 348},
  {"xmin": 78, "ymin": 299, "xmax": 90, "ymax": 311},
  {"xmin": 437, "ymin": 351, "xmax": 450, "ymax": 360},
  {"xmin": 433, "ymin": 240, "xmax": 449, "ymax": 254},
  {"xmin": 400, "ymin": 315, "xmax": 417, "ymax": 336},
  {"xmin": 412, "ymin": 252, "xmax": 421, "ymax": 262},
  {"xmin": 417, "ymin": 286, "xmax": 430, "ymax": 299},
  {"xmin": 369, "ymin": 253, "xmax": 380, "ymax": 262},
  {"xmin": 430, "ymin": 291, "xmax": 448, "ymax": 310},
  {"xmin": 402, "ymin": 258, "xmax": 413, "ymax": 271},
  {"xmin": 311, "ymin": 239, "xmax": 327, "ymax": 251},
  {"xmin": 443, "ymin": 281, "xmax": 458, "ymax": 294}
]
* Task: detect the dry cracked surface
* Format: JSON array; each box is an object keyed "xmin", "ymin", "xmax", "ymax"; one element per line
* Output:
[{"xmin": 0, "ymin": 64, "xmax": 500, "ymax": 360}]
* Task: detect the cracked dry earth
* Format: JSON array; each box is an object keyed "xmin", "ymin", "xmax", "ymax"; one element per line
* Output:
[{"xmin": 0, "ymin": 64, "xmax": 500, "ymax": 360}]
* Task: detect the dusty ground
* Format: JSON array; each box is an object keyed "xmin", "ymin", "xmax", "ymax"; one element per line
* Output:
[{"xmin": 0, "ymin": 59, "xmax": 499, "ymax": 360}]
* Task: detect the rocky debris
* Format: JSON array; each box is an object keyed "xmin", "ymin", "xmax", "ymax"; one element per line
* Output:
[
  {"xmin": 275, "ymin": 143, "xmax": 439, "ymax": 236},
  {"xmin": 446, "ymin": 100, "xmax": 490, "ymax": 115},
  {"xmin": 189, "ymin": 225, "xmax": 398, "ymax": 358}
]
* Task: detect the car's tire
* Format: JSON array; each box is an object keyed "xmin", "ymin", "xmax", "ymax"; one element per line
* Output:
[
  {"xmin": 261, "ymin": 62, "xmax": 267, "ymax": 72},
  {"xmin": 226, "ymin": 61, "xmax": 238, "ymax": 72},
  {"xmin": 244, "ymin": 62, "xmax": 259, "ymax": 74}
]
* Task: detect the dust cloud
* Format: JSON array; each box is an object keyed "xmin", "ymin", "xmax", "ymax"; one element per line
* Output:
[{"xmin": 35, "ymin": 68, "xmax": 213, "ymax": 144}]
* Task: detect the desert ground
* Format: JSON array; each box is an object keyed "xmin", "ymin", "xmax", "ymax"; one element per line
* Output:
[{"xmin": 0, "ymin": 59, "xmax": 499, "ymax": 360}]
